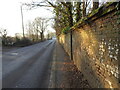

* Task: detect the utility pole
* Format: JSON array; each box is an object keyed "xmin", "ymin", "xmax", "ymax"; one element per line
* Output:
[{"xmin": 21, "ymin": 5, "xmax": 25, "ymax": 38}]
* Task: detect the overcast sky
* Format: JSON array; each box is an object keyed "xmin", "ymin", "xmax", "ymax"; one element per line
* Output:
[
  {"xmin": 0, "ymin": 0, "xmax": 114, "ymax": 36},
  {"xmin": 0, "ymin": 0, "xmax": 54, "ymax": 36}
]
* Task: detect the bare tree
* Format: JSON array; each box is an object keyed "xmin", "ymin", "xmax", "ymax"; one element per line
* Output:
[
  {"xmin": 26, "ymin": 17, "xmax": 48, "ymax": 41},
  {"xmin": 26, "ymin": 21, "xmax": 35, "ymax": 41},
  {"xmin": 0, "ymin": 28, "xmax": 7, "ymax": 45}
]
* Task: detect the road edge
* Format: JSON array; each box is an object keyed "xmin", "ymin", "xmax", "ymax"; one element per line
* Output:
[{"xmin": 48, "ymin": 41, "xmax": 57, "ymax": 88}]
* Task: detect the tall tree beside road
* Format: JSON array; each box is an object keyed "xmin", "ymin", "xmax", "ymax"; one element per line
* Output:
[
  {"xmin": 24, "ymin": 0, "xmax": 99, "ymax": 36},
  {"xmin": 26, "ymin": 17, "xmax": 48, "ymax": 41},
  {"xmin": 75, "ymin": 2, "xmax": 82, "ymax": 22},
  {"xmin": 26, "ymin": 21, "xmax": 35, "ymax": 41},
  {"xmin": 26, "ymin": 21, "xmax": 37, "ymax": 41},
  {"xmin": 34, "ymin": 17, "xmax": 48, "ymax": 41}
]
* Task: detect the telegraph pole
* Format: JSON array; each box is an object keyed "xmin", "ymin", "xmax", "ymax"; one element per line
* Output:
[{"xmin": 21, "ymin": 5, "xmax": 25, "ymax": 38}]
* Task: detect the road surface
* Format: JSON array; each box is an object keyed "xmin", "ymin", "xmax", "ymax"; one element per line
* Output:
[{"xmin": 2, "ymin": 39, "xmax": 55, "ymax": 88}]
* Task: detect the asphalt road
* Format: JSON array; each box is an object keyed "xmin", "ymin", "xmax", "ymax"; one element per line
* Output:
[{"xmin": 2, "ymin": 39, "xmax": 56, "ymax": 88}]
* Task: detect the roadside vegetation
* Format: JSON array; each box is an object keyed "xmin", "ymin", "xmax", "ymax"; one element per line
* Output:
[
  {"xmin": 1, "ymin": 0, "xmax": 113, "ymax": 47},
  {"xmin": 23, "ymin": 0, "xmax": 116, "ymax": 36},
  {"xmin": 0, "ymin": 18, "xmax": 56, "ymax": 47}
]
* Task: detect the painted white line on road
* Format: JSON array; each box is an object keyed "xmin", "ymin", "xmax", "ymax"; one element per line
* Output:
[
  {"xmin": 11, "ymin": 53, "xmax": 18, "ymax": 55},
  {"xmin": 48, "ymin": 42, "xmax": 56, "ymax": 88}
]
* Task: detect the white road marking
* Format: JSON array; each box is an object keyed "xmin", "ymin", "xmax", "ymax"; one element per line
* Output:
[{"xmin": 11, "ymin": 53, "xmax": 18, "ymax": 55}]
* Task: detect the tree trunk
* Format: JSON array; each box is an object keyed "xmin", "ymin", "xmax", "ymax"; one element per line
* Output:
[
  {"xmin": 93, "ymin": 1, "xmax": 99, "ymax": 10},
  {"xmin": 67, "ymin": 2, "xmax": 73, "ymax": 27},
  {"xmin": 40, "ymin": 33, "xmax": 42, "ymax": 41},
  {"xmin": 83, "ymin": 1, "xmax": 86, "ymax": 17},
  {"xmin": 76, "ymin": 2, "xmax": 81, "ymax": 22},
  {"xmin": 40, "ymin": 32, "xmax": 44, "ymax": 41}
]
